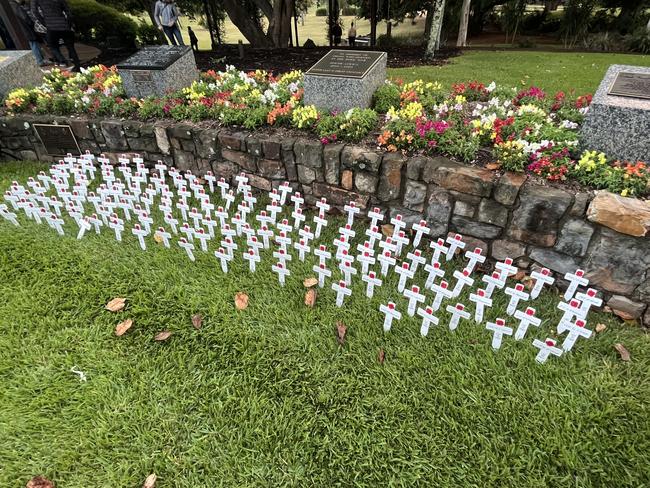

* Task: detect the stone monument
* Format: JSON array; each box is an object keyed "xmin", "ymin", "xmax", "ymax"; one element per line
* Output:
[
  {"xmin": 116, "ymin": 46, "xmax": 198, "ymax": 98},
  {"xmin": 0, "ymin": 51, "xmax": 43, "ymax": 99},
  {"xmin": 303, "ymin": 50, "xmax": 387, "ymax": 112},
  {"xmin": 580, "ymin": 64, "xmax": 650, "ymax": 163}
]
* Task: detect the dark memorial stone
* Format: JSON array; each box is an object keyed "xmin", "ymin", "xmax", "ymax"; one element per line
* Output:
[
  {"xmin": 306, "ymin": 50, "xmax": 385, "ymax": 79},
  {"xmin": 33, "ymin": 124, "xmax": 80, "ymax": 156},
  {"xmin": 303, "ymin": 49, "xmax": 387, "ymax": 112},
  {"xmin": 116, "ymin": 46, "xmax": 188, "ymax": 70},
  {"xmin": 608, "ymin": 72, "xmax": 650, "ymax": 100}
]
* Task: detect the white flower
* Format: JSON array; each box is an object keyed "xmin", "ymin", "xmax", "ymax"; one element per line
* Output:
[{"xmin": 486, "ymin": 81, "xmax": 496, "ymax": 92}]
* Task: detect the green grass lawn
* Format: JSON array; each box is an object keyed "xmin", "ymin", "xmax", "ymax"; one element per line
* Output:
[
  {"xmin": 1, "ymin": 161, "xmax": 650, "ymax": 487},
  {"xmin": 388, "ymin": 51, "xmax": 650, "ymax": 94}
]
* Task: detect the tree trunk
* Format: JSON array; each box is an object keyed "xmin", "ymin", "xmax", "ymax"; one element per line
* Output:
[
  {"xmin": 424, "ymin": 0, "xmax": 445, "ymax": 59},
  {"xmin": 221, "ymin": 0, "xmax": 274, "ymax": 46},
  {"xmin": 267, "ymin": 0, "xmax": 294, "ymax": 47},
  {"xmin": 456, "ymin": 0, "xmax": 470, "ymax": 47},
  {"xmin": 203, "ymin": 0, "xmax": 217, "ymax": 49},
  {"xmin": 370, "ymin": 0, "xmax": 377, "ymax": 46}
]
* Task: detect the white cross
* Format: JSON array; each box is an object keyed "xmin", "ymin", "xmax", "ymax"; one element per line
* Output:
[
  {"xmin": 232, "ymin": 213, "xmax": 245, "ymax": 236},
  {"xmin": 451, "ymin": 269, "xmax": 474, "ymax": 298},
  {"xmin": 468, "ymin": 288, "xmax": 492, "ymax": 323},
  {"xmin": 530, "ymin": 267, "xmax": 555, "ymax": 299},
  {"xmin": 357, "ymin": 240, "xmax": 375, "ymax": 257},
  {"xmin": 563, "ymin": 269, "xmax": 589, "ymax": 302},
  {"xmin": 108, "ymin": 216, "xmax": 124, "ymax": 242},
  {"xmin": 430, "ymin": 280, "xmax": 453, "ymax": 311},
  {"xmin": 313, "ymin": 214, "xmax": 328, "ymax": 239},
  {"xmin": 292, "ymin": 207, "xmax": 305, "ymax": 230},
  {"xmin": 412, "ymin": 219, "xmax": 430, "ymax": 248},
  {"xmin": 367, "ymin": 207, "xmax": 384, "ymax": 229},
  {"xmin": 332, "ymin": 280, "xmax": 352, "ymax": 307},
  {"xmin": 139, "ymin": 212, "xmax": 154, "ymax": 234},
  {"xmin": 221, "ymin": 223, "xmax": 236, "ymax": 241},
  {"xmin": 243, "ymin": 249, "xmax": 261, "ymax": 272},
  {"xmin": 221, "ymin": 237, "xmax": 237, "ymax": 258},
  {"xmin": 495, "ymin": 257, "xmax": 518, "ymax": 282},
  {"xmin": 333, "ymin": 235, "xmax": 350, "ymax": 255},
  {"xmin": 155, "ymin": 227, "xmax": 171, "ymax": 248},
  {"xmin": 445, "ymin": 233, "xmax": 465, "ymax": 261},
  {"xmin": 378, "ymin": 237, "xmax": 397, "ymax": 256},
  {"xmin": 575, "ymin": 288, "xmax": 602, "ymax": 316},
  {"xmin": 464, "ymin": 247, "xmax": 486, "ymax": 274},
  {"xmin": 241, "ymin": 223, "xmax": 255, "ymax": 241},
  {"xmin": 315, "ymin": 197, "xmax": 330, "ymax": 216},
  {"xmin": 214, "ymin": 207, "xmax": 228, "ymax": 228},
  {"xmin": 504, "ymin": 283, "xmax": 529, "ymax": 316},
  {"xmin": 404, "ymin": 285, "xmax": 425, "ymax": 317},
  {"xmin": 379, "ymin": 302, "xmax": 401, "ymax": 332},
  {"xmin": 277, "ymin": 218, "xmax": 293, "ymax": 235},
  {"xmin": 378, "ymin": 251, "xmax": 396, "ymax": 276},
  {"xmin": 417, "ymin": 305, "xmax": 439, "ymax": 336},
  {"xmin": 132, "ymin": 224, "xmax": 148, "ymax": 250},
  {"xmin": 76, "ymin": 217, "xmax": 92, "ymax": 240},
  {"xmin": 339, "ymin": 223, "xmax": 356, "ymax": 241},
  {"xmin": 235, "ymin": 173, "xmax": 249, "ymax": 192},
  {"xmin": 204, "ymin": 171, "xmax": 216, "ymax": 193},
  {"xmin": 278, "ymin": 182, "xmax": 292, "ymax": 205},
  {"xmin": 204, "ymin": 216, "xmax": 217, "ymax": 238},
  {"xmin": 561, "ymin": 318, "xmax": 592, "ymax": 352},
  {"xmin": 393, "ymin": 231, "xmax": 410, "ymax": 256},
  {"xmin": 273, "ymin": 247, "xmax": 292, "ymax": 265},
  {"xmin": 395, "ymin": 262, "xmax": 415, "ymax": 292},
  {"xmin": 424, "ymin": 261, "xmax": 445, "ymax": 289},
  {"xmin": 430, "ymin": 238, "xmax": 449, "ymax": 263},
  {"xmin": 390, "ymin": 214, "xmax": 406, "ymax": 237},
  {"xmin": 180, "ymin": 223, "xmax": 194, "ymax": 242},
  {"xmin": 291, "ymin": 192, "xmax": 304, "ymax": 212},
  {"xmin": 217, "ymin": 178, "xmax": 230, "ymax": 199},
  {"xmin": 214, "ymin": 247, "xmax": 231, "ymax": 273},
  {"xmin": 176, "ymin": 200, "xmax": 189, "ymax": 222},
  {"xmin": 88, "ymin": 213, "xmax": 103, "ymax": 234},
  {"xmin": 485, "ymin": 318, "xmax": 513, "ymax": 350},
  {"xmin": 275, "ymin": 231, "xmax": 292, "ymax": 251},
  {"xmin": 299, "ymin": 225, "xmax": 315, "ymax": 246},
  {"xmin": 365, "ymin": 225, "xmax": 382, "ymax": 248},
  {"xmin": 532, "ymin": 338, "xmax": 563, "ymax": 364},
  {"xmin": 315, "ymin": 245, "xmax": 331, "ymax": 267},
  {"xmin": 446, "ymin": 303, "xmax": 471, "ymax": 331},
  {"xmin": 294, "ymin": 239, "xmax": 310, "ymax": 261},
  {"xmin": 247, "ymin": 235, "xmax": 263, "ymax": 256},
  {"xmin": 195, "ymin": 228, "xmax": 210, "ymax": 252},
  {"xmin": 224, "ymin": 190, "xmax": 236, "ymax": 211},
  {"xmin": 268, "ymin": 188, "xmax": 281, "ymax": 204},
  {"xmin": 256, "ymin": 210, "xmax": 273, "ymax": 229},
  {"xmin": 339, "ymin": 260, "xmax": 358, "ymax": 286},
  {"xmin": 513, "ymin": 307, "xmax": 541, "ymax": 340},
  {"xmin": 272, "ymin": 261, "xmax": 290, "ymax": 286},
  {"xmin": 557, "ymin": 298, "xmax": 585, "ymax": 334},
  {"xmin": 313, "ymin": 262, "xmax": 332, "ymax": 288},
  {"xmin": 362, "ymin": 271, "xmax": 382, "ymax": 298},
  {"xmin": 344, "ymin": 201, "xmax": 361, "ymax": 227},
  {"xmin": 237, "ymin": 201, "xmax": 250, "ymax": 222},
  {"xmin": 482, "ymin": 271, "xmax": 506, "ymax": 297}
]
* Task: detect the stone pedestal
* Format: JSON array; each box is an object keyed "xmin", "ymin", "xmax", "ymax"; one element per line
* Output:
[
  {"xmin": 0, "ymin": 50, "xmax": 43, "ymax": 98},
  {"xmin": 580, "ymin": 64, "xmax": 650, "ymax": 162},
  {"xmin": 303, "ymin": 50, "xmax": 387, "ymax": 112},
  {"xmin": 116, "ymin": 46, "xmax": 198, "ymax": 99}
]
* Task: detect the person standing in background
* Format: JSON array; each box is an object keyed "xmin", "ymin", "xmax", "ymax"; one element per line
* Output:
[
  {"xmin": 348, "ymin": 21, "xmax": 356, "ymax": 47},
  {"xmin": 31, "ymin": 0, "xmax": 80, "ymax": 71},
  {"xmin": 331, "ymin": 22, "xmax": 342, "ymax": 46},
  {"xmin": 154, "ymin": 0, "xmax": 184, "ymax": 46},
  {"xmin": 188, "ymin": 26, "xmax": 198, "ymax": 51},
  {"xmin": 11, "ymin": 0, "xmax": 46, "ymax": 66}
]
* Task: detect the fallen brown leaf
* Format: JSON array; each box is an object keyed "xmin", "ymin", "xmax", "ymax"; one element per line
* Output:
[
  {"xmin": 613, "ymin": 343, "xmax": 631, "ymax": 362},
  {"xmin": 105, "ymin": 297, "xmax": 126, "ymax": 312},
  {"xmin": 381, "ymin": 224, "xmax": 394, "ymax": 237},
  {"xmin": 191, "ymin": 314, "xmax": 203, "ymax": 330},
  {"xmin": 336, "ymin": 321, "xmax": 347, "ymax": 345},
  {"xmin": 595, "ymin": 323, "xmax": 607, "ymax": 333},
  {"xmin": 26, "ymin": 476, "xmax": 54, "ymax": 488},
  {"xmin": 154, "ymin": 331, "xmax": 172, "ymax": 341},
  {"xmin": 378, "ymin": 348, "xmax": 385, "ymax": 364},
  {"xmin": 514, "ymin": 269, "xmax": 526, "ymax": 281},
  {"xmin": 305, "ymin": 288, "xmax": 317, "ymax": 308},
  {"xmin": 142, "ymin": 473, "xmax": 157, "ymax": 488},
  {"xmin": 486, "ymin": 162, "xmax": 502, "ymax": 170},
  {"xmin": 235, "ymin": 292, "xmax": 249, "ymax": 310},
  {"xmin": 612, "ymin": 308, "xmax": 635, "ymax": 321},
  {"xmin": 303, "ymin": 277, "xmax": 318, "ymax": 288},
  {"xmin": 114, "ymin": 319, "xmax": 133, "ymax": 336},
  {"xmin": 153, "ymin": 232, "xmax": 163, "ymax": 244}
]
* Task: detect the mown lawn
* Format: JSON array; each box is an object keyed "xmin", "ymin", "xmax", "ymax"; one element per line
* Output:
[{"xmin": 1, "ymin": 161, "xmax": 650, "ymax": 487}]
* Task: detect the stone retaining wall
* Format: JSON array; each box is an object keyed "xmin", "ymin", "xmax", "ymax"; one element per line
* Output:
[{"xmin": 2, "ymin": 115, "xmax": 649, "ymax": 323}]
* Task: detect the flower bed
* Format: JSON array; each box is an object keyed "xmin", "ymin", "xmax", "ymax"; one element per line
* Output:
[{"xmin": 3, "ymin": 65, "xmax": 648, "ymax": 197}]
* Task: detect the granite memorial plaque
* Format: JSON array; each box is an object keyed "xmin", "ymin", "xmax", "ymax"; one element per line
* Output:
[
  {"xmin": 33, "ymin": 124, "xmax": 80, "ymax": 156},
  {"xmin": 0, "ymin": 50, "xmax": 43, "ymax": 98},
  {"xmin": 303, "ymin": 49, "xmax": 387, "ymax": 112},
  {"xmin": 580, "ymin": 64, "xmax": 650, "ymax": 163},
  {"xmin": 116, "ymin": 46, "xmax": 199, "ymax": 98}
]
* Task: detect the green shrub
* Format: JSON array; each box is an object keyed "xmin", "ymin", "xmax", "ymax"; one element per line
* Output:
[
  {"xmin": 68, "ymin": 0, "xmax": 137, "ymax": 48},
  {"xmin": 315, "ymin": 7, "xmax": 328, "ymax": 16},
  {"xmin": 316, "ymin": 108, "xmax": 378, "ymax": 142},
  {"xmin": 376, "ymin": 32, "xmax": 424, "ymax": 48},
  {"xmin": 625, "ymin": 28, "xmax": 650, "ymax": 54},
  {"xmin": 341, "ymin": 6, "xmax": 357, "ymax": 16},
  {"xmin": 372, "ymin": 82, "xmax": 401, "ymax": 113},
  {"xmin": 136, "ymin": 20, "xmax": 162, "ymax": 46}
]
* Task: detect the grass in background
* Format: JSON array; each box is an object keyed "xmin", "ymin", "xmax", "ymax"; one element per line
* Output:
[
  {"xmin": 388, "ymin": 50, "xmax": 650, "ymax": 94},
  {"xmin": 1, "ymin": 161, "xmax": 650, "ymax": 487}
]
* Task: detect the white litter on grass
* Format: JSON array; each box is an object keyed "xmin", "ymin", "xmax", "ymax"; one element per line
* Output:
[{"xmin": 70, "ymin": 366, "xmax": 87, "ymax": 382}]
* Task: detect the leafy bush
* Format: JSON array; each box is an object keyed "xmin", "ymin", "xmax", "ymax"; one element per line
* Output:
[
  {"xmin": 372, "ymin": 82, "xmax": 401, "ymax": 113},
  {"xmin": 376, "ymin": 33, "xmax": 424, "ymax": 47},
  {"xmin": 626, "ymin": 28, "xmax": 650, "ymax": 54},
  {"xmin": 341, "ymin": 6, "xmax": 357, "ymax": 16},
  {"xmin": 68, "ymin": 0, "xmax": 137, "ymax": 48},
  {"xmin": 136, "ymin": 20, "xmax": 162, "ymax": 46},
  {"xmin": 316, "ymin": 108, "xmax": 378, "ymax": 143},
  {"xmin": 582, "ymin": 32, "xmax": 625, "ymax": 52},
  {"xmin": 315, "ymin": 7, "xmax": 328, "ymax": 16}
]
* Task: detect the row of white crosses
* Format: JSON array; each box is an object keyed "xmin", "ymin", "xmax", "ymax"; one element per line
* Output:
[{"xmin": 1, "ymin": 152, "xmax": 599, "ymax": 363}]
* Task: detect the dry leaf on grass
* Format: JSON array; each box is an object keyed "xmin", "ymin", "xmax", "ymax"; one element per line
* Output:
[
  {"xmin": 153, "ymin": 232, "xmax": 163, "ymax": 244},
  {"xmin": 105, "ymin": 297, "xmax": 126, "ymax": 312},
  {"xmin": 381, "ymin": 224, "xmax": 394, "ymax": 237},
  {"xmin": 613, "ymin": 343, "xmax": 631, "ymax": 362},
  {"xmin": 336, "ymin": 321, "xmax": 347, "ymax": 345},
  {"xmin": 235, "ymin": 292, "xmax": 249, "ymax": 310},
  {"xmin": 154, "ymin": 331, "xmax": 172, "ymax": 342},
  {"xmin": 26, "ymin": 476, "xmax": 54, "ymax": 488},
  {"xmin": 114, "ymin": 319, "xmax": 133, "ymax": 336},
  {"xmin": 513, "ymin": 269, "xmax": 526, "ymax": 281},
  {"xmin": 305, "ymin": 289, "xmax": 317, "ymax": 308},
  {"xmin": 378, "ymin": 348, "xmax": 385, "ymax": 364},
  {"xmin": 485, "ymin": 162, "xmax": 502, "ymax": 170},
  {"xmin": 191, "ymin": 314, "xmax": 203, "ymax": 329},
  {"xmin": 303, "ymin": 277, "xmax": 318, "ymax": 288},
  {"xmin": 142, "ymin": 473, "xmax": 157, "ymax": 488},
  {"xmin": 522, "ymin": 275, "xmax": 535, "ymax": 290},
  {"xmin": 595, "ymin": 323, "xmax": 607, "ymax": 333}
]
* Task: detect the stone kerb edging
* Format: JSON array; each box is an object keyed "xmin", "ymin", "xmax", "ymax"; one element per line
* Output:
[{"xmin": 1, "ymin": 114, "xmax": 649, "ymax": 322}]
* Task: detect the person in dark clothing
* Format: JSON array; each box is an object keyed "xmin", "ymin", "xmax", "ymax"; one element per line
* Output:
[
  {"xmin": 11, "ymin": 0, "xmax": 46, "ymax": 66},
  {"xmin": 31, "ymin": 0, "xmax": 80, "ymax": 71},
  {"xmin": 188, "ymin": 26, "xmax": 198, "ymax": 51},
  {"xmin": 331, "ymin": 22, "xmax": 342, "ymax": 46}
]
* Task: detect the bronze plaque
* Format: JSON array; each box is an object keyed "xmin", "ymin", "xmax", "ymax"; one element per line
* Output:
[
  {"xmin": 306, "ymin": 50, "xmax": 385, "ymax": 79},
  {"xmin": 608, "ymin": 72, "xmax": 650, "ymax": 100},
  {"xmin": 33, "ymin": 124, "xmax": 80, "ymax": 156},
  {"xmin": 132, "ymin": 70, "xmax": 153, "ymax": 83}
]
